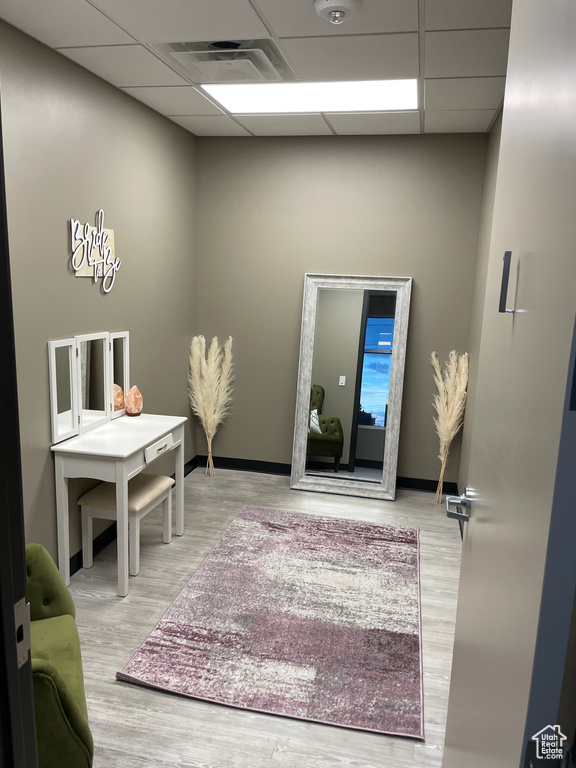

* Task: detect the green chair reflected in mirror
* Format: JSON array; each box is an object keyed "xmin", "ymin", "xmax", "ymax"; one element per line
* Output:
[{"xmin": 306, "ymin": 384, "xmax": 344, "ymax": 472}]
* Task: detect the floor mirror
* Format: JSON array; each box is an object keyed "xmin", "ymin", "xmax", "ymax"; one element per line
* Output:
[{"xmin": 290, "ymin": 273, "xmax": 412, "ymax": 500}]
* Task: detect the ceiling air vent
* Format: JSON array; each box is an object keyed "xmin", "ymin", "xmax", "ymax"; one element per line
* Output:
[{"xmin": 150, "ymin": 40, "xmax": 295, "ymax": 84}]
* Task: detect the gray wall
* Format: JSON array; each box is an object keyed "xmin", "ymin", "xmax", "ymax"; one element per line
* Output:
[
  {"xmin": 0, "ymin": 21, "xmax": 198, "ymax": 560},
  {"xmin": 311, "ymin": 289, "xmax": 364, "ymax": 465},
  {"xmin": 458, "ymin": 112, "xmax": 502, "ymax": 491},
  {"xmin": 0, "ymin": 20, "xmax": 492, "ymax": 565},
  {"xmin": 195, "ymin": 134, "xmax": 488, "ymax": 483}
]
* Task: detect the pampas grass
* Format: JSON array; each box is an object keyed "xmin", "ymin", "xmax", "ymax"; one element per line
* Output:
[
  {"xmin": 188, "ymin": 336, "xmax": 234, "ymax": 477},
  {"xmin": 431, "ymin": 350, "xmax": 469, "ymax": 503}
]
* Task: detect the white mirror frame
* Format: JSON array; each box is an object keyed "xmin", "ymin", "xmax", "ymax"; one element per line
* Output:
[
  {"xmin": 48, "ymin": 330, "xmax": 130, "ymax": 443},
  {"xmin": 290, "ymin": 274, "xmax": 412, "ymax": 501},
  {"xmin": 110, "ymin": 331, "xmax": 130, "ymax": 420},
  {"xmin": 48, "ymin": 338, "xmax": 79, "ymax": 444}
]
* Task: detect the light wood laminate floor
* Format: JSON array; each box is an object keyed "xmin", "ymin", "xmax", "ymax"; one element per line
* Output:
[{"xmin": 70, "ymin": 468, "xmax": 462, "ymax": 768}]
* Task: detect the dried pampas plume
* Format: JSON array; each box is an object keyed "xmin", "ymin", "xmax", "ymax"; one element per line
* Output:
[
  {"xmin": 431, "ymin": 350, "xmax": 469, "ymax": 503},
  {"xmin": 188, "ymin": 336, "xmax": 234, "ymax": 477}
]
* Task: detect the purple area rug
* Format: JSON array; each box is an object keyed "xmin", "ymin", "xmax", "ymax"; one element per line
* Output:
[{"xmin": 117, "ymin": 506, "xmax": 423, "ymax": 738}]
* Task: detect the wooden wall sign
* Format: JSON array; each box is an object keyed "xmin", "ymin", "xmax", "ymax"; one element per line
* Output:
[{"xmin": 70, "ymin": 209, "xmax": 121, "ymax": 293}]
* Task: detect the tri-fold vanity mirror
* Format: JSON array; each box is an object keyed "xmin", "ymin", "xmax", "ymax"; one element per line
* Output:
[
  {"xmin": 291, "ymin": 274, "xmax": 412, "ymax": 501},
  {"xmin": 48, "ymin": 331, "xmax": 129, "ymax": 444}
]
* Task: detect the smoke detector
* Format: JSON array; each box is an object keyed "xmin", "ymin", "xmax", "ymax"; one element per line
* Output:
[{"xmin": 313, "ymin": 0, "xmax": 361, "ymax": 25}]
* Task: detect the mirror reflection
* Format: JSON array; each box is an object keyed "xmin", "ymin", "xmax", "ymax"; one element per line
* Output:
[
  {"xmin": 306, "ymin": 289, "xmax": 396, "ymax": 484},
  {"xmin": 48, "ymin": 338, "xmax": 78, "ymax": 444},
  {"xmin": 53, "ymin": 343, "xmax": 75, "ymax": 438},
  {"xmin": 113, "ymin": 337, "xmax": 125, "ymax": 391},
  {"xmin": 79, "ymin": 336, "xmax": 108, "ymax": 429},
  {"xmin": 291, "ymin": 274, "xmax": 412, "ymax": 501},
  {"xmin": 55, "ymin": 345, "xmax": 73, "ymax": 428},
  {"xmin": 111, "ymin": 333, "xmax": 129, "ymax": 416}
]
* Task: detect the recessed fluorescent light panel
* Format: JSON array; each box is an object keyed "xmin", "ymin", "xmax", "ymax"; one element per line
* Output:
[{"xmin": 201, "ymin": 79, "xmax": 418, "ymax": 114}]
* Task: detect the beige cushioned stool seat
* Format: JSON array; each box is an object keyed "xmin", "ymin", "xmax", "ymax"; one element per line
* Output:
[{"xmin": 78, "ymin": 473, "xmax": 174, "ymax": 581}]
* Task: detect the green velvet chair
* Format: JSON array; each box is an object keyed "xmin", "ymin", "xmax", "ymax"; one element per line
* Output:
[
  {"xmin": 26, "ymin": 543, "xmax": 94, "ymax": 768},
  {"xmin": 306, "ymin": 384, "xmax": 344, "ymax": 472}
]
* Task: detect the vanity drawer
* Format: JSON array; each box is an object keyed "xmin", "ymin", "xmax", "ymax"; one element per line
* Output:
[{"xmin": 144, "ymin": 432, "xmax": 174, "ymax": 463}]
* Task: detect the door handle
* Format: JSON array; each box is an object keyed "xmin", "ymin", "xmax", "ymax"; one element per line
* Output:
[
  {"xmin": 446, "ymin": 493, "xmax": 472, "ymax": 521},
  {"xmin": 14, "ymin": 598, "xmax": 31, "ymax": 669},
  {"xmin": 499, "ymin": 251, "xmax": 515, "ymax": 314}
]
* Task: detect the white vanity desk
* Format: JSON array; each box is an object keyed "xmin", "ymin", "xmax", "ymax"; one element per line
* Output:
[{"xmin": 52, "ymin": 413, "xmax": 187, "ymax": 597}]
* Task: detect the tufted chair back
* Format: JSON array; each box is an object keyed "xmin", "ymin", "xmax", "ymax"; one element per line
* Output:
[
  {"xmin": 310, "ymin": 385, "xmax": 325, "ymax": 415},
  {"xmin": 26, "ymin": 543, "xmax": 75, "ymax": 622}
]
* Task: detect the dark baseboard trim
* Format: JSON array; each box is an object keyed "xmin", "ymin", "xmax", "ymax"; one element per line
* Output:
[
  {"xmin": 193, "ymin": 456, "xmax": 458, "ymax": 496},
  {"xmin": 354, "ymin": 459, "xmax": 382, "ymax": 470},
  {"xmin": 195, "ymin": 455, "xmax": 292, "ymax": 476},
  {"xmin": 184, "ymin": 457, "xmax": 199, "ymax": 476},
  {"xmin": 70, "ymin": 522, "xmax": 117, "ymax": 578},
  {"xmin": 69, "ymin": 461, "xmax": 459, "ymax": 575},
  {"xmin": 306, "ymin": 460, "xmax": 348, "ymax": 473},
  {"xmin": 396, "ymin": 476, "xmax": 458, "ymax": 495}
]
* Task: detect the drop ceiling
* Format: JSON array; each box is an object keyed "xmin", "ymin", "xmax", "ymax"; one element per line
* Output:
[{"xmin": 0, "ymin": 0, "xmax": 512, "ymax": 137}]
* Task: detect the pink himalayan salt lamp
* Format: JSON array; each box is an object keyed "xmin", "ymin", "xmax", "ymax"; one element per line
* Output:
[
  {"xmin": 113, "ymin": 384, "xmax": 124, "ymax": 412},
  {"xmin": 125, "ymin": 385, "xmax": 143, "ymax": 416}
]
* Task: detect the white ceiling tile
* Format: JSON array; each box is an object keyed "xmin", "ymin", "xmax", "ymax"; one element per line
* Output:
[
  {"xmin": 425, "ymin": 77, "xmax": 505, "ymax": 110},
  {"xmin": 425, "ymin": 0, "xmax": 513, "ymax": 31},
  {"xmin": 425, "ymin": 109, "xmax": 496, "ymax": 133},
  {"xmin": 282, "ymin": 34, "xmax": 419, "ymax": 81},
  {"xmin": 327, "ymin": 111, "xmax": 420, "ymax": 135},
  {"xmin": 57, "ymin": 45, "xmax": 187, "ymax": 87},
  {"xmin": 235, "ymin": 114, "xmax": 332, "ymax": 136},
  {"xmin": 168, "ymin": 115, "xmax": 251, "ymax": 136},
  {"xmin": 121, "ymin": 86, "xmax": 223, "ymax": 115},
  {"xmin": 0, "ymin": 0, "xmax": 513, "ymax": 137},
  {"xmin": 425, "ymin": 30, "xmax": 509, "ymax": 78},
  {"xmin": 89, "ymin": 0, "xmax": 269, "ymax": 43},
  {"xmin": 0, "ymin": 0, "xmax": 134, "ymax": 47},
  {"xmin": 255, "ymin": 0, "xmax": 418, "ymax": 37}
]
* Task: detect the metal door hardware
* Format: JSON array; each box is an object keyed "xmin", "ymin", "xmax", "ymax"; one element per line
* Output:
[
  {"xmin": 446, "ymin": 493, "xmax": 472, "ymax": 522},
  {"xmin": 499, "ymin": 250, "xmax": 515, "ymax": 314},
  {"xmin": 14, "ymin": 598, "xmax": 31, "ymax": 669}
]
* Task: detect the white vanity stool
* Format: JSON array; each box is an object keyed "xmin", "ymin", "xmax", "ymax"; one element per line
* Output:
[{"xmin": 78, "ymin": 473, "xmax": 174, "ymax": 578}]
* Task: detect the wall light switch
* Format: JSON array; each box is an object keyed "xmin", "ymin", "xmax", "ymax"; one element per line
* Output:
[{"xmin": 339, "ymin": 376, "xmax": 346, "ymax": 386}]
